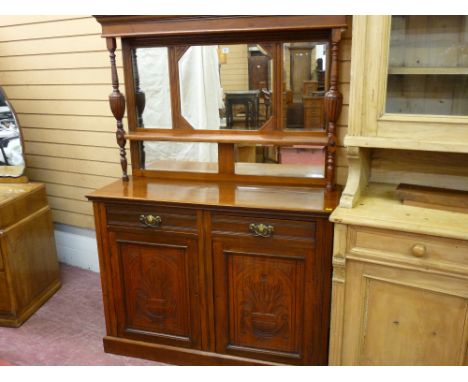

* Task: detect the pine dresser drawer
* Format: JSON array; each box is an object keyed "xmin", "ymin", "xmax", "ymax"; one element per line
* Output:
[
  {"xmin": 106, "ymin": 203, "xmax": 198, "ymax": 234},
  {"xmin": 347, "ymin": 226, "xmax": 468, "ymax": 274}
]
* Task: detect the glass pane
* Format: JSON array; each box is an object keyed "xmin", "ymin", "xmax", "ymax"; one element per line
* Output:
[
  {"xmin": 132, "ymin": 47, "xmax": 172, "ymax": 128},
  {"xmin": 179, "ymin": 44, "xmax": 273, "ymax": 130},
  {"xmin": 283, "ymin": 42, "xmax": 328, "ymax": 130},
  {"xmin": 386, "ymin": 16, "xmax": 468, "ymax": 116},
  {"xmin": 0, "ymin": 88, "xmax": 25, "ymax": 178},
  {"xmin": 234, "ymin": 144, "xmax": 325, "ymax": 178},
  {"xmin": 142, "ymin": 141, "xmax": 218, "ymax": 173},
  {"xmin": 387, "ymin": 75, "xmax": 468, "ymax": 115}
]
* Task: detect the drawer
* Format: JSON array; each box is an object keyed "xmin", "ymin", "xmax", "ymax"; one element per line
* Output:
[
  {"xmin": 106, "ymin": 203, "xmax": 198, "ymax": 234},
  {"xmin": 211, "ymin": 212, "xmax": 315, "ymax": 242},
  {"xmin": 348, "ymin": 226, "xmax": 468, "ymax": 273},
  {"xmin": 0, "ymin": 249, "xmax": 3, "ymax": 270}
]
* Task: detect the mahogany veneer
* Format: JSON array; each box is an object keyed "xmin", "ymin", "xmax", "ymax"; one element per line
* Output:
[{"xmin": 88, "ymin": 178, "xmax": 338, "ymax": 365}]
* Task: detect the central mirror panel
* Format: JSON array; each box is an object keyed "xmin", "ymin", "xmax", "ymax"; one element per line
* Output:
[
  {"xmin": 282, "ymin": 42, "xmax": 328, "ymax": 131},
  {"xmin": 179, "ymin": 44, "xmax": 274, "ymax": 130}
]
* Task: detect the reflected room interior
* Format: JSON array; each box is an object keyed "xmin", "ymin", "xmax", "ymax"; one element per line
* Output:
[{"xmin": 132, "ymin": 42, "xmax": 328, "ymax": 178}]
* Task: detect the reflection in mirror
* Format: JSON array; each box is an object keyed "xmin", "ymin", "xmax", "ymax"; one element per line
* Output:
[
  {"xmin": 234, "ymin": 144, "xmax": 325, "ymax": 178},
  {"xmin": 283, "ymin": 42, "xmax": 328, "ymax": 131},
  {"xmin": 142, "ymin": 141, "xmax": 218, "ymax": 173},
  {"xmin": 179, "ymin": 44, "xmax": 273, "ymax": 130},
  {"xmin": 132, "ymin": 47, "xmax": 172, "ymax": 128},
  {"xmin": 0, "ymin": 88, "xmax": 25, "ymax": 178}
]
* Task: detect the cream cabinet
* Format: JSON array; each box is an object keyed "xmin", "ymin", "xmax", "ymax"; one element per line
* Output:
[
  {"xmin": 330, "ymin": 15, "xmax": 468, "ymax": 365},
  {"xmin": 330, "ymin": 221, "xmax": 468, "ymax": 365},
  {"xmin": 346, "ymin": 16, "xmax": 468, "ymax": 154}
]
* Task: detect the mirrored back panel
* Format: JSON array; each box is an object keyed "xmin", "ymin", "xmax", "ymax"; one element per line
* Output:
[
  {"xmin": 234, "ymin": 144, "xmax": 325, "ymax": 178},
  {"xmin": 282, "ymin": 42, "xmax": 328, "ymax": 131},
  {"xmin": 132, "ymin": 47, "xmax": 172, "ymax": 128},
  {"xmin": 141, "ymin": 141, "xmax": 218, "ymax": 173}
]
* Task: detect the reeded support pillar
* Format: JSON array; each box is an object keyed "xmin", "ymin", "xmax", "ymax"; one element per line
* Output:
[
  {"xmin": 106, "ymin": 37, "xmax": 128, "ymax": 181},
  {"xmin": 324, "ymin": 28, "xmax": 344, "ymax": 191}
]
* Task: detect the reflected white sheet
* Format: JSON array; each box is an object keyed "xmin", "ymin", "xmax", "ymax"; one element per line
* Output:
[{"xmin": 138, "ymin": 46, "xmax": 221, "ymax": 164}]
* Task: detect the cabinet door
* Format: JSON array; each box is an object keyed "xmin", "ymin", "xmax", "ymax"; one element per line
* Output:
[
  {"xmin": 108, "ymin": 230, "xmax": 202, "ymax": 349},
  {"xmin": 212, "ymin": 235, "xmax": 330, "ymax": 365},
  {"xmin": 342, "ymin": 261, "xmax": 468, "ymax": 365}
]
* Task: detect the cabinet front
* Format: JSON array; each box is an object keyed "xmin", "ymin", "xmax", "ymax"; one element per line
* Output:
[
  {"xmin": 342, "ymin": 261, "xmax": 468, "ymax": 365},
  {"xmin": 211, "ymin": 215, "xmax": 330, "ymax": 365},
  {"xmin": 108, "ymin": 230, "xmax": 202, "ymax": 349}
]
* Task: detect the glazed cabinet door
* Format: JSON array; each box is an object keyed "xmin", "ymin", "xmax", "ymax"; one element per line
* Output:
[
  {"xmin": 211, "ymin": 214, "xmax": 332, "ymax": 365},
  {"xmin": 108, "ymin": 230, "xmax": 202, "ymax": 349},
  {"xmin": 342, "ymin": 260, "xmax": 468, "ymax": 365}
]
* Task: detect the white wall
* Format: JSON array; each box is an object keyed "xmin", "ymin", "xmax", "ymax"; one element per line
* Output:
[{"xmin": 54, "ymin": 223, "xmax": 100, "ymax": 272}]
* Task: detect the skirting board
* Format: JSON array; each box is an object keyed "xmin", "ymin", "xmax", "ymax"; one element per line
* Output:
[{"xmin": 54, "ymin": 223, "xmax": 100, "ymax": 273}]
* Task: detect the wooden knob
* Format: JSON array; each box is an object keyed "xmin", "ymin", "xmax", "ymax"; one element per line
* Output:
[{"xmin": 411, "ymin": 244, "xmax": 427, "ymax": 257}]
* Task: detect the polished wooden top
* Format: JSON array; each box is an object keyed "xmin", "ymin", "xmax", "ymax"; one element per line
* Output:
[
  {"xmin": 0, "ymin": 182, "xmax": 47, "ymax": 230},
  {"xmin": 0, "ymin": 183, "xmax": 42, "ymax": 206},
  {"xmin": 87, "ymin": 177, "xmax": 339, "ymax": 215},
  {"xmin": 331, "ymin": 183, "xmax": 468, "ymax": 241}
]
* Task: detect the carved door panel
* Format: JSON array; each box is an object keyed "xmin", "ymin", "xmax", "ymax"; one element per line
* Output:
[
  {"xmin": 212, "ymin": 236, "xmax": 328, "ymax": 365},
  {"xmin": 342, "ymin": 261, "xmax": 468, "ymax": 365},
  {"xmin": 108, "ymin": 230, "xmax": 202, "ymax": 349}
]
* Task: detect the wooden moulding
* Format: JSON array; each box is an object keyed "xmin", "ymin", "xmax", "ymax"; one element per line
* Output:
[
  {"xmin": 94, "ymin": 16, "xmax": 347, "ymax": 38},
  {"xmin": 125, "ymin": 131, "xmax": 328, "ymax": 145},
  {"xmin": 396, "ymin": 183, "xmax": 468, "ymax": 213},
  {"xmin": 339, "ymin": 146, "xmax": 370, "ymax": 209}
]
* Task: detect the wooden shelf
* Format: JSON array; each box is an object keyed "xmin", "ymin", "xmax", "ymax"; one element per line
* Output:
[
  {"xmin": 126, "ymin": 131, "xmax": 328, "ymax": 146},
  {"xmin": 388, "ymin": 67, "xmax": 468, "ymax": 75},
  {"xmin": 331, "ymin": 183, "xmax": 468, "ymax": 241},
  {"xmin": 344, "ymin": 135, "xmax": 468, "ymax": 154}
]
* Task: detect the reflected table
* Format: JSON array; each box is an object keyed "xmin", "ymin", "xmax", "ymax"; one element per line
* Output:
[{"xmin": 225, "ymin": 90, "xmax": 260, "ymax": 129}]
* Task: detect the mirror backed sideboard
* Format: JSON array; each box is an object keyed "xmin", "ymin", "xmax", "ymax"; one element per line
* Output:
[{"xmin": 88, "ymin": 15, "xmax": 347, "ymax": 365}]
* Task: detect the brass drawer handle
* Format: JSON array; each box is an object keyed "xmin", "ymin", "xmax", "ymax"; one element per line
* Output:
[
  {"xmin": 139, "ymin": 214, "xmax": 161, "ymax": 228},
  {"xmin": 411, "ymin": 243, "xmax": 427, "ymax": 257},
  {"xmin": 249, "ymin": 223, "xmax": 274, "ymax": 238}
]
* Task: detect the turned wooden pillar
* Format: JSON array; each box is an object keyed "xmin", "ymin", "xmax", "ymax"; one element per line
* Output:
[
  {"xmin": 324, "ymin": 28, "xmax": 344, "ymax": 191},
  {"xmin": 106, "ymin": 37, "xmax": 128, "ymax": 181}
]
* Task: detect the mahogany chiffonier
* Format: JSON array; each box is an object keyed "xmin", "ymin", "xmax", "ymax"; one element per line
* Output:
[{"xmin": 87, "ymin": 16, "xmax": 346, "ymax": 365}]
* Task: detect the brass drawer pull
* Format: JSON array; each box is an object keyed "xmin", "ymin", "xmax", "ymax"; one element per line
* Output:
[
  {"xmin": 249, "ymin": 223, "xmax": 274, "ymax": 238},
  {"xmin": 139, "ymin": 214, "xmax": 161, "ymax": 228},
  {"xmin": 411, "ymin": 243, "xmax": 427, "ymax": 257}
]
